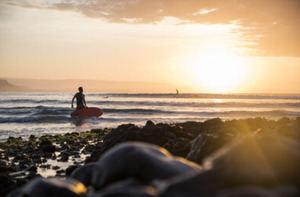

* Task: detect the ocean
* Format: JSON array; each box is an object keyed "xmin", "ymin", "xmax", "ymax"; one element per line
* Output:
[{"xmin": 0, "ymin": 92, "xmax": 300, "ymax": 141}]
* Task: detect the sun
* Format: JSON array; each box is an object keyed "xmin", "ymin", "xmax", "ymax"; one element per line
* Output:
[{"xmin": 187, "ymin": 48, "xmax": 246, "ymax": 93}]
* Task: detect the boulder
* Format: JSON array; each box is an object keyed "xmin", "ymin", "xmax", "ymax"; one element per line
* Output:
[{"xmin": 9, "ymin": 178, "xmax": 86, "ymax": 197}]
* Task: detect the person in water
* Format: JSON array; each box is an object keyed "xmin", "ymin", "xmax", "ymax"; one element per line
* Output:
[{"xmin": 71, "ymin": 87, "xmax": 87, "ymax": 110}]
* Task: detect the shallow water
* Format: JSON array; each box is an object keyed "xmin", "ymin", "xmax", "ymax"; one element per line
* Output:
[{"xmin": 0, "ymin": 92, "xmax": 300, "ymax": 141}]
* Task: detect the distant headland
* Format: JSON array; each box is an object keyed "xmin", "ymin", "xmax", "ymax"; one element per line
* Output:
[{"xmin": 0, "ymin": 79, "xmax": 28, "ymax": 92}]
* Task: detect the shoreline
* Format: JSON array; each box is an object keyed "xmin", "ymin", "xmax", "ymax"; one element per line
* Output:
[{"xmin": 1, "ymin": 117, "xmax": 300, "ymax": 196}]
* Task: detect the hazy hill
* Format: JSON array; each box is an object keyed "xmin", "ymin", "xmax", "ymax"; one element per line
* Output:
[
  {"xmin": 0, "ymin": 79, "xmax": 27, "ymax": 91},
  {"xmin": 6, "ymin": 78, "xmax": 181, "ymax": 93}
]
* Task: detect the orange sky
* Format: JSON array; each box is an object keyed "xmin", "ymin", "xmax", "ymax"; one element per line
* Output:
[{"xmin": 0, "ymin": 1, "xmax": 299, "ymax": 93}]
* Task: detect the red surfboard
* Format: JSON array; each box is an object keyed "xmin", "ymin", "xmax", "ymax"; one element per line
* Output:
[{"xmin": 71, "ymin": 107, "xmax": 103, "ymax": 117}]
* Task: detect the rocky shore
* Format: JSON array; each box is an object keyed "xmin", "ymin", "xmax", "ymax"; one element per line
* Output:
[{"xmin": 1, "ymin": 117, "xmax": 300, "ymax": 196}]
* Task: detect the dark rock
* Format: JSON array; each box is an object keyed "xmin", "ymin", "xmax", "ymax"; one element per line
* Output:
[
  {"xmin": 0, "ymin": 168, "xmax": 16, "ymax": 196},
  {"xmin": 39, "ymin": 139, "xmax": 56, "ymax": 153},
  {"xmin": 117, "ymin": 123, "xmax": 139, "ymax": 131},
  {"xmin": 7, "ymin": 136, "xmax": 17, "ymax": 144},
  {"xmin": 207, "ymin": 135, "xmax": 300, "ymax": 186},
  {"xmin": 29, "ymin": 135, "xmax": 37, "ymax": 141},
  {"xmin": 15, "ymin": 178, "xmax": 27, "ymax": 187},
  {"xmin": 145, "ymin": 120, "xmax": 155, "ymax": 127},
  {"xmin": 71, "ymin": 163, "xmax": 98, "ymax": 186},
  {"xmin": 176, "ymin": 121, "xmax": 204, "ymax": 137},
  {"xmin": 30, "ymin": 154, "xmax": 42, "ymax": 164},
  {"xmin": 4, "ymin": 118, "xmax": 300, "ymax": 196},
  {"xmin": 10, "ymin": 178, "xmax": 86, "ymax": 197},
  {"xmin": 94, "ymin": 178, "xmax": 157, "ymax": 197},
  {"xmin": 27, "ymin": 166, "xmax": 37, "ymax": 173},
  {"xmin": 203, "ymin": 118, "xmax": 223, "ymax": 128},
  {"xmin": 186, "ymin": 131, "xmax": 236, "ymax": 164},
  {"xmin": 52, "ymin": 166, "xmax": 60, "ymax": 170},
  {"xmin": 85, "ymin": 142, "xmax": 200, "ymax": 190},
  {"xmin": 217, "ymin": 185, "xmax": 299, "ymax": 197},
  {"xmin": 82, "ymin": 144, "xmax": 96, "ymax": 154},
  {"xmin": 58, "ymin": 152, "xmax": 69, "ymax": 162},
  {"xmin": 161, "ymin": 135, "xmax": 300, "ymax": 197},
  {"xmin": 40, "ymin": 164, "xmax": 51, "ymax": 169},
  {"xmin": 66, "ymin": 165, "xmax": 79, "ymax": 176},
  {"xmin": 86, "ymin": 123, "xmax": 193, "ymax": 163},
  {"xmin": 26, "ymin": 172, "xmax": 40, "ymax": 181},
  {"xmin": 56, "ymin": 169, "xmax": 65, "ymax": 177}
]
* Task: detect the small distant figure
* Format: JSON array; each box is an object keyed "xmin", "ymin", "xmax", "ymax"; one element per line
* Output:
[
  {"xmin": 72, "ymin": 87, "xmax": 87, "ymax": 110},
  {"xmin": 176, "ymin": 89, "xmax": 179, "ymax": 95}
]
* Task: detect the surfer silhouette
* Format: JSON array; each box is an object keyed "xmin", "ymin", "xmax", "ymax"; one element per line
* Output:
[{"xmin": 71, "ymin": 87, "xmax": 87, "ymax": 110}]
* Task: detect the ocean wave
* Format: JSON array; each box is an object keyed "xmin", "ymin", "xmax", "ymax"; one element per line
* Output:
[
  {"xmin": 0, "ymin": 115, "xmax": 70, "ymax": 123},
  {"xmin": 87, "ymin": 93, "xmax": 300, "ymax": 100},
  {"xmin": 202, "ymin": 110, "xmax": 300, "ymax": 117},
  {"xmin": 1, "ymin": 100, "xmax": 300, "ymax": 110},
  {"xmin": 0, "ymin": 109, "xmax": 298, "ymax": 124},
  {"xmin": 1, "ymin": 96, "xmax": 300, "ymax": 111},
  {"xmin": 0, "ymin": 99, "xmax": 68, "ymax": 104},
  {"xmin": 102, "ymin": 108, "xmax": 165, "ymax": 114},
  {"xmin": 0, "ymin": 106, "xmax": 72, "ymax": 116},
  {"xmin": 97, "ymin": 100, "xmax": 300, "ymax": 108}
]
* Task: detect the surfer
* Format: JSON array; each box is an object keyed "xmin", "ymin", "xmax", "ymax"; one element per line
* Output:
[{"xmin": 71, "ymin": 87, "xmax": 87, "ymax": 110}]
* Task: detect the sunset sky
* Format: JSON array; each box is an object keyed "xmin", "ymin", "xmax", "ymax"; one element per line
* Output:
[{"xmin": 0, "ymin": 0, "xmax": 299, "ymax": 93}]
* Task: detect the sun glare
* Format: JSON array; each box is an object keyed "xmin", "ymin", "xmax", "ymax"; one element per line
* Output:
[{"xmin": 187, "ymin": 48, "xmax": 246, "ymax": 93}]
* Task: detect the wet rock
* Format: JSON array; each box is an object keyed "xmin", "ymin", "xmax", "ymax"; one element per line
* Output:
[
  {"xmin": 39, "ymin": 139, "xmax": 56, "ymax": 153},
  {"xmin": 27, "ymin": 165, "xmax": 37, "ymax": 173},
  {"xmin": 29, "ymin": 135, "xmax": 37, "ymax": 142},
  {"xmin": 71, "ymin": 163, "xmax": 98, "ymax": 186},
  {"xmin": 86, "ymin": 123, "xmax": 192, "ymax": 163},
  {"xmin": 40, "ymin": 164, "xmax": 51, "ymax": 169},
  {"xmin": 161, "ymin": 135, "xmax": 300, "ymax": 197},
  {"xmin": 145, "ymin": 120, "xmax": 155, "ymax": 127},
  {"xmin": 186, "ymin": 131, "xmax": 235, "ymax": 164},
  {"xmin": 25, "ymin": 172, "xmax": 40, "ymax": 183},
  {"xmin": 9, "ymin": 178, "xmax": 86, "ymax": 197},
  {"xmin": 207, "ymin": 135, "xmax": 300, "ymax": 186},
  {"xmin": 56, "ymin": 169, "xmax": 65, "ymax": 177},
  {"xmin": 58, "ymin": 152, "xmax": 69, "ymax": 162},
  {"xmin": 203, "ymin": 118, "xmax": 223, "ymax": 129},
  {"xmin": 7, "ymin": 136, "xmax": 18, "ymax": 144},
  {"xmin": 80, "ymin": 142, "xmax": 200, "ymax": 190},
  {"xmin": 52, "ymin": 166, "xmax": 60, "ymax": 170},
  {"xmin": 0, "ymin": 165, "xmax": 16, "ymax": 196},
  {"xmin": 3, "ymin": 118, "xmax": 300, "ymax": 196},
  {"xmin": 73, "ymin": 153, "xmax": 80, "ymax": 158},
  {"xmin": 18, "ymin": 157, "xmax": 33, "ymax": 170},
  {"xmin": 15, "ymin": 178, "xmax": 27, "ymax": 188},
  {"xmin": 91, "ymin": 178, "xmax": 157, "ymax": 197},
  {"xmin": 66, "ymin": 165, "xmax": 80, "ymax": 177},
  {"xmin": 30, "ymin": 154, "xmax": 42, "ymax": 164},
  {"xmin": 83, "ymin": 144, "xmax": 96, "ymax": 154},
  {"xmin": 176, "ymin": 121, "xmax": 204, "ymax": 137},
  {"xmin": 217, "ymin": 185, "xmax": 299, "ymax": 197}
]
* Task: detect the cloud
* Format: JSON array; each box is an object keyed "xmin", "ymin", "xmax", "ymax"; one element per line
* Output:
[{"xmin": 1, "ymin": 0, "xmax": 300, "ymax": 57}]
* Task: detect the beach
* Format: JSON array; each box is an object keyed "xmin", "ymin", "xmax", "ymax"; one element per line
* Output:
[
  {"xmin": 1, "ymin": 0, "xmax": 299, "ymax": 195},
  {"xmin": 1, "ymin": 92, "xmax": 300, "ymax": 196},
  {"xmin": 1, "ymin": 117, "xmax": 300, "ymax": 196}
]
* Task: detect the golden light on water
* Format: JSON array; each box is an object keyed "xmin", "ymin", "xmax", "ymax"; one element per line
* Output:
[{"xmin": 186, "ymin": 47, "xmax": 247, "ymax": 93}]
